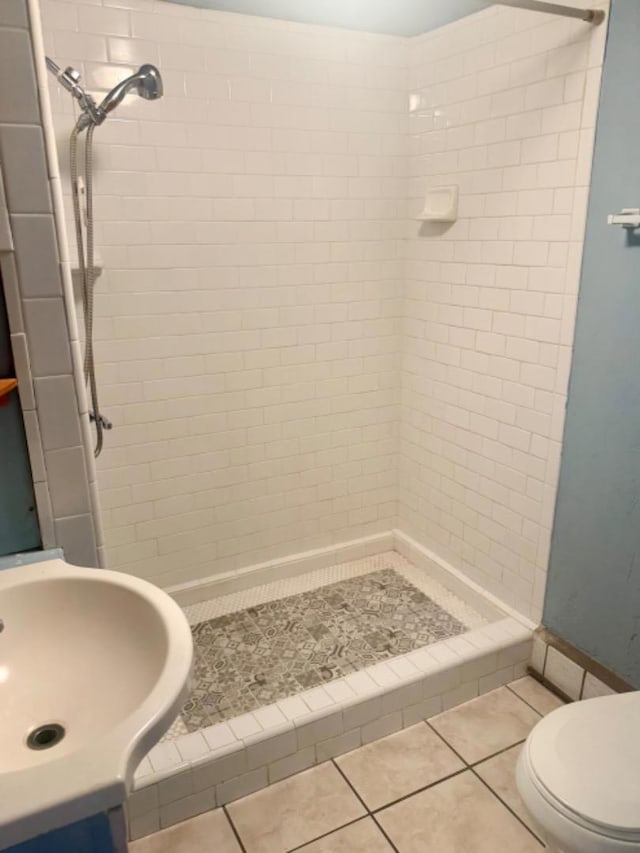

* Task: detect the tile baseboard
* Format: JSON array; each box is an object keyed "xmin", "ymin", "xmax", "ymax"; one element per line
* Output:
[{"xmin": 528, "ymin": 627, "xmax": 633, "ymax": 703}]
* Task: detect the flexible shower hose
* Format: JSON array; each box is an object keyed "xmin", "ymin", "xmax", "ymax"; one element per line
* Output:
[{"xmin": 70, "ymin": 120, "xmax": 103, "ymax": 457}]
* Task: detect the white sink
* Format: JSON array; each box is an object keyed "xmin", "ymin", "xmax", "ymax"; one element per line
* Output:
[{"xmin": 0, "ymin": 558, "xmax": 193, "ymax": 847}]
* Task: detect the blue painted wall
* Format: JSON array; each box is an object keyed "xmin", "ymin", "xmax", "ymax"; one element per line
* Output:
[
  {"xmin": 5, "ymin": 812, "xmax": 115, "ymax": 853},
  {"xmin": 0, "ymin": 273, "xmax": 41, "ymax": 556},
  {"xmin": 164, "ymin": 0, "xmax": 489, "ymax": 37},
  {"xmin": 544, "ymin": 0, "xmax": 640, "ymax": 686}
]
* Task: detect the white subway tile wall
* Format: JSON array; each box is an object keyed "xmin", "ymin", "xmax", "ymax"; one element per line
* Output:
[
  {"xmin": 400, "ymin": 3, "xmax": 607, "ymax": 620},
  {"xmin": 41, "ymin": 0, "xmax": 607, "ymax": 617},
  {"xmin": 42, "ymin": 0, "xmax": 407, "ymax": 589}
]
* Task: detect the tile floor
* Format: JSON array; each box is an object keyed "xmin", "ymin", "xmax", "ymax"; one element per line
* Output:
[
  {"xmin": 132, "ymin": 676, "xmax": 561, "ymax": 852},
  {"xmin": 162, "ymin": 551, "xmax": 488, "ymax": 741},
  {"xmin": 179, "ymin": 561, "xmax": 471, "ymax": 729}
]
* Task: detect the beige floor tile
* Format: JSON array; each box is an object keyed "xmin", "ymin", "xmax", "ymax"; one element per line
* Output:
[
  {"xmin": 430, "ymin": 686, "xmax": 540, "ymax": 764},
  {"xmin": 475, "ymin": 745, "xmax": 541, "ymax": 837},
  {"xmin": 130, "ymin": 808, "xmax": 241, "ymax": 853},
  {"xmin": 227, "ymin": 762, "xmax": 365, "ymax": 853},
  {"xmin": 508, "ymin": 676, "xmax": 565, "ymax": 716},
  {"xmin": 336, "ymin": 722, "xmax": 464, "ymax": 810},
  {"xmin": 296, "ymin": 817, "xmax": 393, "ymax": 852},
  {"xmin": 377, "ymin": 770, "xmax": 542, "ymax": 852}
]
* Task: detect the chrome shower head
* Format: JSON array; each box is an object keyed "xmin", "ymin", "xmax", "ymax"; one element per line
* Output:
[
  {"xmin": 46, "ymin": 57, "xmax": 163, "ymax": 130},
  {"xmin": 98, "ymin": 64, "xmax": 163, "ymax": 116}
]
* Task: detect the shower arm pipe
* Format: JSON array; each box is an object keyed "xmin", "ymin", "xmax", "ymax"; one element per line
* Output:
[{"xmin": 490, "ymin": 0, "xmax": 605, "ymax": 24}]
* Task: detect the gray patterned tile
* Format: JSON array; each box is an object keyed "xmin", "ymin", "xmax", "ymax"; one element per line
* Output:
[{"xmin": 179, "ymin": 567, "xmax": 467, "ymax": 731}]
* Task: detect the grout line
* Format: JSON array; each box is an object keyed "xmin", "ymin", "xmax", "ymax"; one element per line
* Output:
[
  {"xmin": 330, "ymin": 759, "xmax": 400, "ymax": 853},
  {"xmin": 285, "ymin": 816, "xmax": 366, "ymax": 852},
  {"xmin": 330, "ymin": 758, "xmax": 371, "ymax": 814},
  {"xmin": 504, "ymin": 682, "xmax": 545, "ymax": 717},
  {"xmin": 427, "ymin": 716, "xmax": 529, "ymax": 770},
  {"xmin": 424, "ymin": 719, "xmax": 471, "ymax": 766},
  {"xmin": 223, "ymin": 804, "xmax": 247, "ymax": 853},
  {"xmin": 471, "ymin": 768, "xmax": 545, "ymax": 846},
  {"xmin": 470, "ymin": 738, "xmax": 527, "ymax": 768},
  {"xmin": 525, "ymin": 668, "xmax": 574, "ymax": 705},
  {"xmin": 334, "ymin": 717, "xmax": 542, "ymax": 848},
  {"xmin": 541, "ymin": 641, "xmax": 549, "ymax": 676},
  {"xmin": 371, "ymin": 765, "xmax": 470, "ymax": 814},
  {"xmin": 331, "ymin": 727, "xmax": 473, "ymax": 847},
  {"xmin": 579, "ymin": 667, "xmax": 587, "ymax": 700},
  {"xmin": 369, "ymin": 813, "xmax": 402, "ymax": 853},
  {"xmin": 426, "ymin": 720, "xmax": 544, "ymax": 845}
]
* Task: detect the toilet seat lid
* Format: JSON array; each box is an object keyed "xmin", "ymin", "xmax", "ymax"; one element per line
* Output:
[{"xmin": 527, "ymin": 692, "xmax": 640, "ymax": 836}]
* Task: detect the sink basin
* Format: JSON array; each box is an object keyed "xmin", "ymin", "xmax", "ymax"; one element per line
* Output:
[{"xmin": 0, "ymin": 559, "xmax": 193, "ymax": 847}]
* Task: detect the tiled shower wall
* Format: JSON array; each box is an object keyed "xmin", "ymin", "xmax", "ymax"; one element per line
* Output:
[
  {"xmin": 39, "ymin": 0, "xmax": 606, "ymax": 620},
  {"xmin": 41, "ymin": 0, "xmax": 407, "ymax": 588},
  {"xmin": 401, "ymin": 4, "xmax": 606, "ymax": 619}
]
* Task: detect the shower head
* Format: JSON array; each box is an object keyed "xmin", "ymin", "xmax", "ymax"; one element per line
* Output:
[
  {"xmin": 98, "ymin": 64, "xmax": 163, "ymax": 116},
  {"xmin": 46, "ymin": 57, "xmax": 163, "ymax": 130}
]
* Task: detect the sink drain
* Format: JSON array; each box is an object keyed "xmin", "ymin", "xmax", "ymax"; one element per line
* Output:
[{"xmin": 26, "ymin": 723, "xmax": 65, "ymax": 750}]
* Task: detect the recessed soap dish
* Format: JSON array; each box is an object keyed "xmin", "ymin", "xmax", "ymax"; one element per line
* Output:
[{"xmin": 416, "ymin": 185, "xmax": 459, "ymax": 222}]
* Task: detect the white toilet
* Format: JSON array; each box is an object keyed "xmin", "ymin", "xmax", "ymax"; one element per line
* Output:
[{"xmin": 516, "ymin": 691, "xmax": 640, "ymax": 852}]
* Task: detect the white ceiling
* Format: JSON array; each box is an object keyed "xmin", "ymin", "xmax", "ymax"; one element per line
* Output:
[{"xmin": 162, "ymin": 0, "xmax": 491, "ymax": 37}]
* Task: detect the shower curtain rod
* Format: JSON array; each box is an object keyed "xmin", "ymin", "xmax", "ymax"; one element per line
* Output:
[{"xmin": 491, "ymin": 0, "xmax": 605, "ymax": 24}]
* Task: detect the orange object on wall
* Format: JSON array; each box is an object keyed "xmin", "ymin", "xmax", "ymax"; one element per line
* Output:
[{"xmin": 0, "ymin": 378, "xmax": 17, "ymax": 406}]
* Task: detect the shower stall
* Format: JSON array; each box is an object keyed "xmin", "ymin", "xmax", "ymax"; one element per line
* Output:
[{"xmin": 33, "ymin": 0, "xmax": 608, "ymax": 835}]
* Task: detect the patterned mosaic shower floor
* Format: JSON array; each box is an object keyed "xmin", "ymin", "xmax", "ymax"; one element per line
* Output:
[{"xmin": 172, "ymin": 553, "xmax": 482, "ymax": 733}]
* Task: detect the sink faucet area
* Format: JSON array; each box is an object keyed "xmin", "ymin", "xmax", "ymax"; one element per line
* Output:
[{"xmin": 0, "ymin": 559, "xmax": 193, "ymax": 849}]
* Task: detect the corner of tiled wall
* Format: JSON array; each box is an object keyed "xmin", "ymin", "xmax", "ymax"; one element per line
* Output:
[{"xmin": 0, "ymin": 0, "xmax": 101, "ymax": 566}]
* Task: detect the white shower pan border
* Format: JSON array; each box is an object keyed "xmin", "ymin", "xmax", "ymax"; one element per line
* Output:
[
  {"xmin": 127, "ymin": 532, "xmax": 534, "ymax": 840},
  {"xmin": 167, "ymin": 530, "xmax": 525, "ymax": 627}
]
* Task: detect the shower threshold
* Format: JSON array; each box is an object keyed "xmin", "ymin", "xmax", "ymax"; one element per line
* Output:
[{"xmin": 127, "ymin": 542, "xmax": 532, "ymax": 840}]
